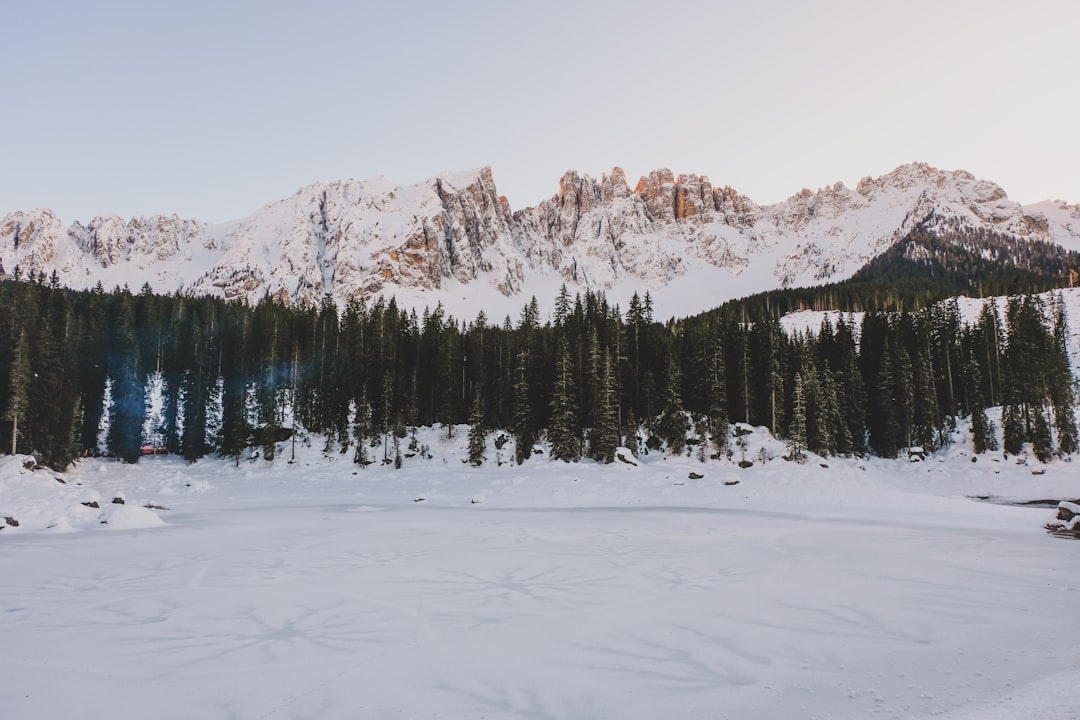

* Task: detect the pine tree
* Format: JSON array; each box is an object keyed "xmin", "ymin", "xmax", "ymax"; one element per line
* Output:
[
  {"xmin": 787, "ymin": 371, "xmax": 807, "ymax": 462},
  {"xmin": 353, "ymin": 387, "xmax": 373, "ymax": 466},
  {"xmin": 381, "ymin": 370, "xmax": 394, "ymax": 462},
  {"xmin": 912, "ymin": 344, "xmax": 938, "ymax": 451},
  {"xmin": 255, "ymin": 300, "xmax": 283, "ymax": 462},
  {"xmin": 870, "ymin": 341, "xmax": 901, "ymax": 458},
  {"xmin": 893, "ymin": 339, "xmax": 915, "ymax": 450},
  {"xmin": 511, "ymin": 350, "xmax": 533, "ymax": 465},
  {"xmin": 106, "ymin": 293, "xmax": 145, "ymax": 463},
  {"xmin": 656, "ymin": 354, "xmax": 689, "ymax": 455},
  {"xmin": 835, "ymin": 314, "xmax": 866, "ymax": 455},
  {"xmin": 3, "ymin": 327, "xmax": 30, "ymax": 456},
  {"xmin": 548, "ymin": 339, "xmax": 580, "ymax": 462},
  {"xmin": 624, "ymin": 409, "xmax": 640, "ymax": 457},
  {"xmin": 179, "ymin": 302, "xmax": 217, "ymax": 462},
  {"xmin": 220, "ymin": 309, "xmax": 250, "ymax": 466},
  {"xmin": 467, "ymin": 386, "xmax": 486, "ymax": 467},
  {"xmin": 554, "ymin": 284, "xmax": 571, "ymax": 326},
  {"xmin": 589, "ymin": 349, "xmax": 620, "ymax": 463},
  {"xmin": 965, "ymin": 359, "xmax": 997, "ymax": 454},
  {"xmin": 1032, "ymin": 409, "xmax": 1053, "ymax": 462},
  {"xmin": 76, "ymin": 287, "xmax": 110, "ymax": 456},
  {"xmin": 821, "ymin": 370, "xmax": 850, "ymax": 456},
  {"xmin": 704, "ymin": 335, "xmax": 729, "ymax": 457},
  {"xmin": 1050, "ymin": 298, "xmax": 1078, "ymax": 454},
  {"xmin": 970, "ymin": 407, "xmax": 996, "ymax": 454}
]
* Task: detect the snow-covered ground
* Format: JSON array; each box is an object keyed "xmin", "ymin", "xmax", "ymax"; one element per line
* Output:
[{"xmin": 1, "ymin": 426, "xmax": 1078, "ymax": 719}]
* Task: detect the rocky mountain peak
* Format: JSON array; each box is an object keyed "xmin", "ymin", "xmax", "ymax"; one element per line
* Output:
[{"xmin": 2, "ymin": 163, "xmax": 1077, "ymax": 319}]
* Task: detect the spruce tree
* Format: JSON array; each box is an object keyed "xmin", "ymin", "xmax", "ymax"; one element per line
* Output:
[
  {"xmin": 353, "ymin": 387, "xmax": 373, "ymax": 466},
  {"xmin": 787, "ymin": 371, "xmax": 807, "ymax": 462},
  {"xmin": 1050, "ymin": 298, "xmax": 1078, "ymax": 454},
  {"xmin": 1002, "ymin": 403, "xmax": 1024, "ymax": 456},
  {"xmin": 106, "ymin": 293, "xmax": 145, "ymax": 463},
  {"xmin": 893, "ymin": 339, "xmax": 915, "ymax": 450},
  {"xmin": 179, "ymin": 302, "xmax": 216, "ymax": 462},
  {"xmin": 870, "ymin": 342, "xmax": 901, "ymax": 458},
  {"xmin": 965, "ymin": 359, "xmax": 997, "ymax": 454},
  {"xmin": 624, "ymin": 409, "xmax": 640, "ymax": 457},
  {"xmin": 220, "ymin": 309, "xmax": 250, "ymax": 466},
  {"xmin": 912, "ymin": 344, "xmax": 938, "ymax": 451},
  {"xmin": 1032, "ymin": 409, "xmax": 1053, "ymax": 463},
  {"xmin": 548, "ymin": 338, "xmax": 580, "ymax": 462},
  {"xmin": 656, "ymin": 354, "xmax": 689, "ymax": 455},
  {"xmin": 467, "ymin": 386, "xmax": 486, "ymax": 467},
  {"xmin": 704, "ymin": 336, "xmax": 729, "ymax": 457},
  {"xmin": 511, "ymin": 350, "xmax": 534, "ymax": 465},
  {"xmin": 822, "ymin": 370, "xmax": 850, "ymax": 456},
  {"xmin": 835, "ymin": 315, "xmax": 866, "ymax": 455},
  {"xmin": 3, "ymin": 328, "xmax": 30, "ymax": 456},
  {"xmin": 589, "ymin": 349, "xmax": 620, "ymax": 463}
]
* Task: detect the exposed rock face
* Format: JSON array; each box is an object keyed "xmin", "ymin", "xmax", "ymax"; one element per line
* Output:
[{"xmin": 2, "ymin": 162, "xmax": 1077, "ymax": 318}]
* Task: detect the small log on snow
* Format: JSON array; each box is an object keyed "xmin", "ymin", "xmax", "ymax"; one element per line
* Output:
[{"xmin": 688, "ymin": 472, "xmax": 704, "ymax": 480}]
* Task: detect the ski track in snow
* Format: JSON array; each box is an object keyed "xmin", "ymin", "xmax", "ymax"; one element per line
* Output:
[{"xmin": 1, "ymin": 433, "xmax": 1079, "ymax": 719}]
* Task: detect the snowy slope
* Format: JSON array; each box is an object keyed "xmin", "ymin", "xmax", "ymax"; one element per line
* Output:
[
  {"xmin": 3, "ymin": 163, "xmax": 1079, "ymax": 320},
  {"xmin": 1026, "ymin": 198, "xmax": 1080, "ymax": 253}
]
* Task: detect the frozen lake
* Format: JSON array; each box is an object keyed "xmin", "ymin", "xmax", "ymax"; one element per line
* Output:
[{"xmin": 2, "ymin": 448, "xmax": 1079, "ymax": 719}]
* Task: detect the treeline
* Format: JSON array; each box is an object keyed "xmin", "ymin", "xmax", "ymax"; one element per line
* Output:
[
  {"xmin": 722, "ymin": 225, "xmax": 1080, "ymax": 317},
  {"xmin": 0, "ymin": 276, "xmax": 1076, "ymax": 470}
]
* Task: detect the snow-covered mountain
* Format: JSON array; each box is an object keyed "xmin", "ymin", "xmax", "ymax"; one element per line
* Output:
[{"xmin": 2, "ymin": 162, "xmax": 1077, "ymax": 319}]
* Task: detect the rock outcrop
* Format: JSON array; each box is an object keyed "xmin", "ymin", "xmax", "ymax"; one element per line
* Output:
[{"xmin": 2, "ymin": 162, "xmax": 1077, "ymax": 318}]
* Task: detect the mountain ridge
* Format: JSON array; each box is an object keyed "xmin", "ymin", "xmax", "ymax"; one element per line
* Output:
[{"xmin": 3, "ymin": 162, "xmax": 1078, "ymax": 319}]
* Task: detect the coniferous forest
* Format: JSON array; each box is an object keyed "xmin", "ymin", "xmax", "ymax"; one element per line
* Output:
[{"xmin": 0, "ymin": 272, "xmax": 1077, "ymax": 471}]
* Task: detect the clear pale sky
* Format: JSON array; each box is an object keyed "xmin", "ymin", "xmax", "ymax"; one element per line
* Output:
[{"xmin": 3, "ymin": 0, "xmax": 1078, "ymax": 222}]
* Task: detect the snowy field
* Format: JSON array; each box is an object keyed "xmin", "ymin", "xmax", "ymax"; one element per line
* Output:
[{"xmin": 2, "ymin": 427, "xmax": 1079, "ymax": 720}]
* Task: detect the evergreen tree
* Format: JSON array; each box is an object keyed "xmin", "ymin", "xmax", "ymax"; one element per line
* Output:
[
  {"xmin": 704, "ymin": 335, "xmax": 729, "ymax": 457},
  {"xmin": 1050, "ymin": 298, "xmax": 1078, "ymax": 454},
  {"xmin": 381, "ymin": 370, "xmax": 394, "ymax": 462},
  {"xmin": 254, "ymin": 298, "xmax": 283, "ymax": 461},
  {"xmin": 3, "ymin": 327, "xmax": 30, "ymax": 456},
  {"xmin": 353, "ymin": 387, "xmax": 373, "ymax": 466},
  {"xmin": 1002, "ymin": 403, "xmax": 1024, "ymax": 456},
  {"xmin": 912, "ymin": 343, "xmax": 938, "ymax": 451},
  {"xmin": 965, "ymin": 359, "xmax": 997, "ymax": 454},
  {"xmin": 624, "ymin": 409, "xmax": 640, "ymax": 457},
  {"xmin": 220, "ymin": 308, "xmax": 251, "ymax": 466},
  {"xmin": 870, "ymin": 341, "xmax": 902, "ymax": 458},
  {"xmin": 893, "ymin": 337, "xmax": 915, "ymax": 449},
  {"xmin": 548, "ymin": 339, "xmax": 580, "ymax": 462},
  {"xmin": 554, "ymin": 283, "xmax": 571, "ymax": 326},
  {"xmin": 1032, "ymin": 409, "xmax": 1053, "ymax": 463},
  {"xmin": 787, "ymin": 371, "xmax": 807, "ymax": 462},
  {"xmin": 467, "ymin": 386, "xmax": 486, "ymax": 467},
  {"xmin": 656, "ymin": 354, "xmax": 689, "ymax": 455},
  {"xmin": 589, "ymin": 349, "xmax": 620, "ymax": 463},
  {"xmin": 834, "ymin": 314, "xmax": 866, "ymax": 455},
  {"xmin": 511, "ymin": 350, "xmax": 534, "ymax": 465},
  {"xmin": 179, "ymin": 302, "xmax": 217, "ymax": 462},
  {"xmin": 821, "ymin": 370, "xmax": 850, "ymax": 455},
  {"xmin": 106, "ymin": 293, "xmax": 145, "ymax": 463}
]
